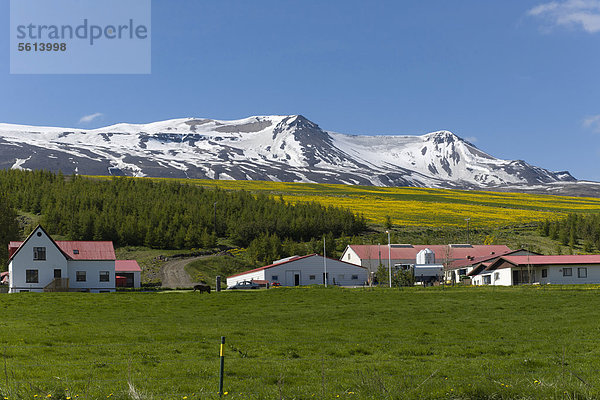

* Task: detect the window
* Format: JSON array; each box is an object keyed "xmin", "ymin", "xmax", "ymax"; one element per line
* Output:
[
  {"xmin": 578, "ymin": 267, "xmax": 587, "ymax": 278},
  {"xmin": 563, "ymin": 268, "xmax": 572, "ymax": 277},
  {"xmin": 54, "ymin": 269, "xmax": 62, "ymax": 279},
  {"xmin": 494, "ymin": 272, "xmax": 500, "ymax": 281},
  {"xmin": 347, "ymin": 254, "xmax": 351, "ymax": 260},
  {"xmin": 73, "ymin": 249, "xmax": 79, "ymax": 255},
  {"xmin": 26, "ymin": 269, "xmax": 38, "ymax": 283},
  {"xmin": 351, "ymin": 275, "xmax": 359, "ymax": 280},
  {"xmin": 483, "ymin": 275, "xmax": 491, "ymax": 285},
  {"xmin": 76, "ymin": 271, "xmax": 87, "ymax": 282},
  {"xmin": 542, "ymin": 269, "xmax": 548, "ymax": 278},
  {"xmin": 458, "ymin": 268, "xmax": 467, "ymax": 276},
  {"xmin": 33, "ymin": 247, "xmax": 46, "ymax": 260},
  {"xmin": 99, "ymin": 271, "xmax": 110, "ymax": 282},
  {"xmin": 309, "ymin": 275, "xmax": 316, "ymax": 280}
]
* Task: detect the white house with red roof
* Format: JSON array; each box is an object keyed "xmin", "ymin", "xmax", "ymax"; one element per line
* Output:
[
  {"xmin": 469, "ymin": 255, "xmax": 600, "ymax": 286},
  {"xmin": 7, "ymin": 225, "xmax": 140, "ymax": 293},
  {"xmin": 227, "ymin": 254, "xmax": 368, "ymax": 288},
  {"xmin": 341, "ymin": 244, "xmax": 512, "ymax": 282}
]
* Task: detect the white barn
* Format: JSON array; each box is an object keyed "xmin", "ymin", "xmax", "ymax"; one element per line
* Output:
[
  {"xmin": 8, "ymin": 225, "xmax": 120, "ymax": 293},
  {"xmin": 227, "ymin": 254, "xmax": 368, "ymax": 287},
  {"xmin": 469, "ymin": 255, "xmax": 600, "ymax": 286}
]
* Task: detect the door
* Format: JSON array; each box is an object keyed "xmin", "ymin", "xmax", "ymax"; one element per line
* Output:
[
  {"xmin": 286, "ymin": 270, "xmax": 301, "ymax": 286},
  {"xmin": 294, "ymin": 274, "xmax": 300, "ymax": 286}
]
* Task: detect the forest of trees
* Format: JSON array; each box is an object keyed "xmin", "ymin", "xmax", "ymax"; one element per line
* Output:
[
  {"xmin": 539, "ymin": 213, "xmax": 600, "ymax": 253},
  {"xmin": 0, "ymin": 194, "xmax": 19, "ymax": 267},
  {"xmin": 0, "ymin": 170, "xmax": 367, "ymax": 262}
]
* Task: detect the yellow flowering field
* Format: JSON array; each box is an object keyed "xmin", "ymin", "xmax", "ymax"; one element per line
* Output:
[
  {"xmin": 90, "ymin": 176, "xmax": 600, "ymax": 227},
  {"xmin": 182, "ymin": 179, "xmax": 600, "ymax": 227}
]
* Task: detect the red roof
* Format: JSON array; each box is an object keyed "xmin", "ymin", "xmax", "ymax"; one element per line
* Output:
[
  {"xmin": 450, "ymin": 249, "xmax": 534, "ymax": 269},
  {"xmin": 115, "ymin": 260, "xmax": 142, "ymax": 272},
  {"xmin": 228, "ymin": 254, "xmax": 365, "ymax": 279},
  {"xmin": 347, "ymin": 244, "xmax": 512, "ymax": 268},
  {"xmin": 499, "ymin": 255, "xmax": 600, "ymax": 267},
  {"xmin": 9, "ymin": 240, "xmax": 115, "ymax": 261}
]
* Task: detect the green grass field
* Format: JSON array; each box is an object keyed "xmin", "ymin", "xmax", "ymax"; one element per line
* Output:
[{"xmin": 1, "ymin": 287, "xmax": 600, "ymax": 399}]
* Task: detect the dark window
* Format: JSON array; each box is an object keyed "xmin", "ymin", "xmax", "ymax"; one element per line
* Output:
[
  {"xmin": 33, "ymin": 247, "xmax": 46, "ymax": 261},
  {"xmin": 26, "ymin": 269, "xmax": 38, "ymax": 283},
  {"xmin": 76, "ymin": 271, "xmax": 86, "ymax": 282},
  {"xmin": 542, "ymin": 269, "xmax": 548, "ymax": 278},
  {"xmin": 99, "ymin": 271, "xmax": 110, "ymax": 282},
  {"xmin": 73, "ymin": 249, "xmax": 79, "ymax": 255},
  {"xmin": 36, "ymin": 232, "xmax": 41, "ymax": 237},
  {"xmin": 309, "ymin": 275, "xmax": 316, "ymax": 280},
  {"xmin": 563, "ymin": 268, "xmax": 572, "ymax": 277},
  {"xmin": 271, "ymin": 275, "xmax": 278, "ymax": 281},
  {"xmin": 352, "ymin": 275, "xmax": 359, "ymax": 280},
  {"xmin": 54, "ymin": 269, "xmax": 62, "ymax": 279},
  {"xmin": 483, "ymin": 275, "xmax": 491, "ymax": 285},
  {"xmin": 578, "ymin": 268, "xmax": 587, "ymax": 278}
]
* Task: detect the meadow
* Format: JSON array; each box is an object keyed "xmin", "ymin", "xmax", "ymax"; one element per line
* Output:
[
  {"xmin": 135, "ymin": 177, "xmax": 600, "ymax": 228},
  {"xmin": 2, "ymin": 286, "xmax": 600, "ymax": 399}
]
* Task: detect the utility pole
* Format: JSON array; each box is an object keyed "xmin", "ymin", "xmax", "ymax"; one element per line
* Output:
[{"xmin": 386, "ymin": 230, "xmax": 392, "ymax": 288}]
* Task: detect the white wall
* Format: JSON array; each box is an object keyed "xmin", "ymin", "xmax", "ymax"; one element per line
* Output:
[
  {"xmin": 9, "ymin": 228, "xmax": 68, "ymax": 293},
  {"xmin": 266, "ymin": 255, "xmax": 367, "ymax": 287},
  {"xmin": 539, "ymin": 264, "xmax": 600, "ymax": 284},
  {"xmin": 68, "ymin": 260, "xmax": 116, "ymax": 292},
  {"xmin": 471, "ymin": 268, "xmax": 511, "ymax": 286},
  {"xmin": 226, "ymin": 270, "xmax": 265, "ymax": 287}
]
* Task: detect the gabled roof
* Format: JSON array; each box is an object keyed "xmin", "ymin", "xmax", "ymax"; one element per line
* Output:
[
  {"xmin": 451, "ymin": 249, "xmax": 538, "ymax": 270},
  {"xmin": 496, "ymin": 255, "xmax": 600, "ymax": 268},
  {"xmin": 345, "ymin": 244, "xmax": 512, "ymax": 268},
  {"xmin": 115, "ymin": 260, "xmax": 142, "ymax": 272},
  {"xmin": 472, "ymin": 254, "xmax": 600, "ymax": 276},
  {"xmin": 9, "ymin": 225, "xmax": 115, "ymax": 261},
  {"xmin": 228, "ymin": 254, "xmax": 366, "ymax": 279}
]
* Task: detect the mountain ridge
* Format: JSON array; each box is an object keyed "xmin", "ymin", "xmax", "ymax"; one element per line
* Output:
[{"xmin": 0, "ymin": 114, "xmax": 594, "ymax": 196}]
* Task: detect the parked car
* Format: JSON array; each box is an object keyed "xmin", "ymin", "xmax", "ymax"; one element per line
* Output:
[
  {"xmin": 227, "ymin": 280, "xmax": 261, "ymax": 290},
  {"xmin": 270, "ymin": 281, "xmax": 281, "ymax": 287}
]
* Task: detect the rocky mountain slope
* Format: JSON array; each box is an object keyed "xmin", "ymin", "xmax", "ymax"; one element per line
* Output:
[{"xmin": 0, "ymin": 114, "xmax": 594, "ymax": 195}]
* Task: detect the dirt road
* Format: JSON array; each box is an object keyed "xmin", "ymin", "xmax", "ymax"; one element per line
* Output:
[{"xmin": 160, "ymin": 256, "xmax": 209, "ymax": 288}]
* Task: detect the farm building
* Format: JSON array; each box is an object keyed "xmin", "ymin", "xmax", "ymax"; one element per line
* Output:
[
  {"xmin": 341, "ymin": 244, "xmax": 512, "ymax": 282},
  {"xmin": 469, "ymin": 255, "xmax": 600, "ymax": 286},
  {"xmin": 7, "ymin": 225, "xmax": 138, "ymax": 293},
  {"xmin": 227, "ymin": 254, "xmax": 368, "ymax": 287},
  {"xmin": 447, "ymin": 249, "xmax": 538, "ymax": 283},
  {"xmin": 115, "ymin": 260, "xmax": 142, "ymax": 288}
]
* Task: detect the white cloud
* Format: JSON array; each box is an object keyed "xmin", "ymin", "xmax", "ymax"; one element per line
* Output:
[
  {"xmin": 583, "ymin": 114, "xmax": 600, "ymax": 132},
  {"xmin": 465, "ymin": 136, "xmax": 478, "ymax": 144},
  {"xmin": 79, "ymin": 112, "xmax": 103, "ymax": 124},
  {"xmin": 527, "ymin": 0, "xmax": 600, "ymax": 33}
]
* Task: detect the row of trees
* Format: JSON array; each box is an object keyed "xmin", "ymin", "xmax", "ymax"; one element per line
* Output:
[
  {"xmin": 0, "ymin": 170, "xmax": 367, "ymax": 251},
  {"xmin": 0, "ymin": 195, "xmax": 19, "ymax": 267},
  {"xmin": 539, "ymin": 213, "xmax": 600, "ymax": 252}
]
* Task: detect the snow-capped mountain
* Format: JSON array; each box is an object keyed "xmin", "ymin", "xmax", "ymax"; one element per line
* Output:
[{"xmin": 0, "ymin": 115, "xmax": 583, "ymax": 192}]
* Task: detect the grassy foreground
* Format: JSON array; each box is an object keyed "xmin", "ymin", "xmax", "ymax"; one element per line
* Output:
[{"xmin": 1, "ymin": 286, "xmax": 600, "ymax": 399}]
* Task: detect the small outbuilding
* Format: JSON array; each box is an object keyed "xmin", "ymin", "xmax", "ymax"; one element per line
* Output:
[
  {"xmin": 227, "ymin": 254, "xmax": 368, "ymax": 287},
  {"xmin": 115, "ymin": 260, "xmax": 142, "ymax": 288}
]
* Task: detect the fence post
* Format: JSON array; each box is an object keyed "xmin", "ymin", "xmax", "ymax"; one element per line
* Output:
[
  {"xmin": 216, "ymin": 276, "xmax": 221, "ymax": 292},
  {"xmin": 219, "ymin": 336, "xmax": 225, "ymax": 396}
]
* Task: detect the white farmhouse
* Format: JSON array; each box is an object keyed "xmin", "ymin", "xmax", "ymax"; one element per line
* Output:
[
  {"xmin": 227, "ymin": 254, "xmax": 368, "ymax": 287},
  {"xmin": 8, "ymin": 225, "xmax": 118, "ymax": 293},
  {"xmin": 469, "ymin": 255, "xmax": 600, "ymax": 286}
]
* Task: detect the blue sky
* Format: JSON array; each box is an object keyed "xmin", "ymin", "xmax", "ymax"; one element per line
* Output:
[{"xmin": 1, "ymin": 0, "xmax": 600, "ymax": 180}]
